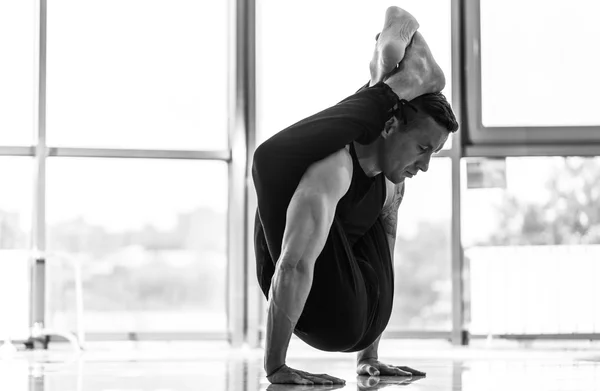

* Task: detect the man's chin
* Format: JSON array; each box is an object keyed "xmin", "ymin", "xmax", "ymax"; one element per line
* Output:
[{"xmin": 388, "ymin": 173, "xmax": 405, "ymax": 185}]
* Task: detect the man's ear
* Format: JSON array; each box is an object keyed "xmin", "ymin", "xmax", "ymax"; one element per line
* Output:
[{"xmin": 381, "ymin": 116, "xmax": 400, "ymax": 139}]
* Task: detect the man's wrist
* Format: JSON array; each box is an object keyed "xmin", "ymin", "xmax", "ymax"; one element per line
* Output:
[
  {"xmin": 357, "ymin": 348, "xmax": 378, "ymax": 364},
  {"xmin": 265, "ymin": 362, "xmax": 286, "ymax": 377},
  {"xmin": 357, "ymin": 355, "xmax": 378, "ymax": 365}
]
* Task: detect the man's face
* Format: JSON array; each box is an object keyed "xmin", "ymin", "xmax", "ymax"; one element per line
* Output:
[{"xmin": 380, "ymin": 115, "xmax": 449, "ymax": 184}]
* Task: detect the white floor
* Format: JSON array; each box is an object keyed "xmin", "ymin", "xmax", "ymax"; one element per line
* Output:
[{"xmin": 3, "ymin": 339, "xmax": 600, "ymax": 391}]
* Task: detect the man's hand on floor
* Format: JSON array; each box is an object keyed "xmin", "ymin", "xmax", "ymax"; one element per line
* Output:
[
  {"xmin": 356, "ymin": 374, "xmax": 423, "ymax": 390},
  {"xmin": 267, "ymin": 364, "xmax": 346, "ymax": 385},
  {"xmin": 267, "ymin": 384, "xmax": 345, "ymax": 391},
  {"xmin": 356, "ymin": 357, "xmax": 426, "ymax": 377}
]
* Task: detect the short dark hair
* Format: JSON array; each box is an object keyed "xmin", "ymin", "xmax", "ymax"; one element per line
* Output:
[{"xmin": 401, "ymin": 92, "xmax": 459, "ymax": 133}]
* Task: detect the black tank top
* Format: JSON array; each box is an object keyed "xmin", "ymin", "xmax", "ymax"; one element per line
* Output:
[{"xmin": 335, "ymin": 142, "xmax": 386, "ymax": 246}]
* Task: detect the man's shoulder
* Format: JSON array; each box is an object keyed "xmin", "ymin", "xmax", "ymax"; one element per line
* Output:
[
  {"xmin": 319, "ymin": 146, "xmax": 353, "ymax": 172},
  {"xmin": 301, "ymin": 147, "xmax": 354, "ymax": 199}
]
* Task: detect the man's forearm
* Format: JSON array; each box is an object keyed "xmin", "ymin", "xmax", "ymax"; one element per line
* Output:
[
  {"xmin": 264, "ymin": 192, "xmax": 338, "ymax": 375},
  {"xmin": 264, "ymin": 262, "xmax": 313, "ymax": 375},
  {"xmin": 264, "ymin": 209, "xmax": 317, "ymax": 375},
  {"xmin": 386, "ymin": 235, "xmax": 397, "ymax": 263},
  {"xmin": 381, "ymin": 181, "xmax": 405, "ymax": 260}
]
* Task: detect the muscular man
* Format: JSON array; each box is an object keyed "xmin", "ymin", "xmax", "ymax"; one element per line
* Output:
[{"xmin": 252, "ymin": 7, "xmax": 459, "ymax": 385}]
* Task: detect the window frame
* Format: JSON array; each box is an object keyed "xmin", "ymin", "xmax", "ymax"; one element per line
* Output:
[{"xmin": 463, "ymin": 0, "xmax": 600, "ymax": 146}]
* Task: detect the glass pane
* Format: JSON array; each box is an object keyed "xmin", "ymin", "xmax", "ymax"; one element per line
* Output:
[
  {"xmin": 0, "ymin": 250, "xmax": 31, "ymax": 341},
  {"xmin": 47, "ymin": 0, "xmax": 228, "ymax": 150},
  {"xmin": 480, "ymin": 0, "xmax": 600, "ymax": 127},
  {"xmin": 0, "ymin": 0, "xmax": 35, "ymax": 145},
  {"xmin": 0, "ymin": 157, "xmax": 33, "ymax": 341},
  {"xmin": 46, "ymin": 158, "xmax": 228, "ymax": 333},
  {"xmin": 0, "ymin": 157, "xmax": 33, "ymax": 249},
  {"xmin": 389, "ymin": 157, "xmax": 452, "ymax": 330},
  {"xmin": 257, "ymin": 0, "xmax": 453, "ymax": 146},
  {"xmin": 463, "ymin": 157, "xmax": 600, "ymax": 334}
]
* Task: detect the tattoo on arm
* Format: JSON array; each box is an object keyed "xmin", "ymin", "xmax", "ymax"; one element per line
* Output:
[{"xmin": 380, "ymin": 182, "xmax": 405, "ymax": 238}]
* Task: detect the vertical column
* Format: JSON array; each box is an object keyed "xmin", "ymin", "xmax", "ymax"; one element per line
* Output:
[
  {"xmin": 464, "ymin": 0, "xmax": 483, "ymax": 139},
  {"xmin": 450, "ymin": 0, "xmax": 467, "ymax": 345},
  {"xmin": 227, "ymin": 0, "xmax": 256, "ymax": 347},
  {"xmin": 450, "ymin": 149, "xmax": 465, "ymax": 345},
  {"xmin": 30, "ymin": 0, "xmax": 48, "ymax": 338},
  {"xmin": 246, "ymin": 186, "xmax": 261, "ymax": 348},
  {"xmin": 243, "ymin": 0, "xmax": 262, "ymax": 349}
]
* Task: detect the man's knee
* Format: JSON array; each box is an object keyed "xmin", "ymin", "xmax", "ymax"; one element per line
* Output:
[
  {"xmin": 253, "ymin": 140, "xmax": 285, "ymax": 189},
  {"xmin": 252, "ymin": 142, "xmax": 271, "ymax": 178}
]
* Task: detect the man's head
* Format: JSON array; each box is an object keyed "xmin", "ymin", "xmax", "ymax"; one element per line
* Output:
[{"xmin": 379, "ymin": 92, "xmax": 459, "ymax": 184}]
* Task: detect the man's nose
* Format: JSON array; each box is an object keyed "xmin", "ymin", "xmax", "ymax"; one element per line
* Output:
[{"xmin": 417, "ymin": 156, "xmax": 430, "ymax": 173}]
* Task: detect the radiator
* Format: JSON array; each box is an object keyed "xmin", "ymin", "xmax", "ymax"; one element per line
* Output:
[{"xmin": 467, "ymin": 245, "xmax": 600, "ymax": 335}]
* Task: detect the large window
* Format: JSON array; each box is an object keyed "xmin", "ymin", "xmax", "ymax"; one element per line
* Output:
[
  {"xmin": 462, "ymin": 157, "xmax": 600, "ymax": 334},
  {"xmin": 480, "ymin": 0, "xmax": 600, "ymax": 127},
  {"xmin": 46, "ymin": 0, "xmax": 229, "ymax": 150},
  {"xmin": 46, "ymin": 158, "xmax": 228, "ymax": 333},
  {"xmin": 0, "ymin": 158, "xmax": 33, "ymax": 341},
  {"xmin": 5, "ymin": 0, "xmax": 600, "ymax": 346},
  {"xmin": 35, "ymin": 0, "xmax": 232, "ymax": 337},
  {"xmin": 1, "ymin": 0, "xmax": 232, "ymax": 341},
  {"xmin": 1, "ymin": 0, "xmax": 36, "ymax": 342}
]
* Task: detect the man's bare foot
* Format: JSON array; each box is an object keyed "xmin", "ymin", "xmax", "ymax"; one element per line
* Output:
[
  {"xmin": 382, "ymin": 31, "xmax": 446, "ymax": 101},
  {"xmin": 369, "ymin": 6, "xmax": 419, "ymax": 85}
]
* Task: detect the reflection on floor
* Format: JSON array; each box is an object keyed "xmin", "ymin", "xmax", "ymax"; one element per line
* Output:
[{"xmin": 2, "ymin": 339, "xmax": 600, "ymax": 391}]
